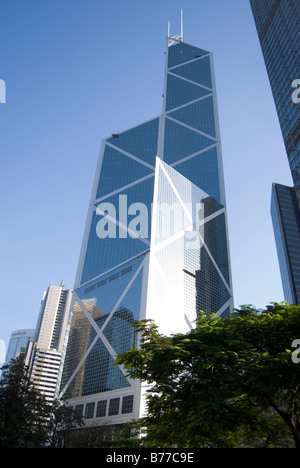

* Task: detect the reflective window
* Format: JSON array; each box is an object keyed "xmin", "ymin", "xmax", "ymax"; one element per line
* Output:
[
  {"xmin": 122, "ymin": 395, "xmax": 134, "ymax": 414},
  {"xmin": 74, "ymin": 404, "xmax": 84, "ymax": 417},
  {"xmin": 170, "ymin": 55, "xmax": 212, "ymax": 89},
  {"xmin": 81, "ymin": 177, "xmax": 154, "ymax": 284},
  {"xmin": 96, "ymin": 400, "xmax": 107, "ymax": 418},
  {"xmin": 96, "ymin": 145, "xmax": 154, "ymax": 201},
  {"xmin": 168, "ymin": 42, "xmax": 209, "ymax": 69},
  {"xmin": 163, "ymin": 118, "xmax": 215, "ymax": 165},
  {"xmin": 168, "ymin": 96, "xmax": 216, "ymax": 138},
  {"xmin": 108, "ymin": 398, "xmax": 120, "ymax": 416},
  {"xmin": 85, "ymin": 402, "xmax": 95, "ymax": 419},
  {"xmin": 106, "ymin": 118, "xmax": 159, "ymax": 166},
  {"xmin": 166, "ymin": 73, "xmax": 211, "ymax": 112},
  {"xmin": 173, "ymin": 148, "xmax": 221, "ymax": 203}
]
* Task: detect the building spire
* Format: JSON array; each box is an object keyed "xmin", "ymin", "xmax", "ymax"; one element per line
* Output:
[{"xmin": 168, "ymin": 8, "xmax": 183, "ymax": 46}]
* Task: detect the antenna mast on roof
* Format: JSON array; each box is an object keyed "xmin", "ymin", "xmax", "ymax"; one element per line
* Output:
[
  {"xmin": 168, "ymin": 8, "xmax": 184, "ymax": 46},
  {"xmin": 181, "ymin": 8, "xmax": 183, "ymax": 42}
]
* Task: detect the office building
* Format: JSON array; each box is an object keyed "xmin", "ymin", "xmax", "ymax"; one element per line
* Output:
[
  {"xmin": 271, "ymin": 183, "xmax": 300, "ymax": 304},
  {"xmin": 59, "ymin": 31, "xmax": 233, "ymax": 425},
  {"xmin": 250, "ymin": 0, "xmax": 300, "ymax": 303},
  {"xmin": 4, "ymin": 329, "xmax": 35, "ymax": 365},
  {"xmin": 28, "ymin": 283, "xmax": 73, "ymax": 402},
  {"xmin": 250, "ymin": 0, "xmax": 300, "ymax": 202}
]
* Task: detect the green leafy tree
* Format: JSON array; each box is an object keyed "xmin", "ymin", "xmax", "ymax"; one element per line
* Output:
[
  {"xmin": 0, "ymin": 359, "xmax": 83, "ymax": 447},
  {"xmin": 0, "ymin": 359, "xmax": 50, "ymax": 447},
  {"xmin": 45, "ymin": 398, "xmax": 84, "ymax": 448},
  {"xmin": 115, "ymin": 303, "xmax": 300, "ymax": 448}
]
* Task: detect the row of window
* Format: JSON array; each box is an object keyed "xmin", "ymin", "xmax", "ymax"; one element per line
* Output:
[
  {"xmin": 85, "ymin": 265, "xmax": 133, "ymax": 294},
  {"xmin": 74, "ymin": 394, "xmax": 134, "ymax": 420}
]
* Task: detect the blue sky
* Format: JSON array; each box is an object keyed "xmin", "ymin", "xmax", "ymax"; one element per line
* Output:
[{"xmin": 0, "ymin": 0, "xmax": 293, "ymax": 352}]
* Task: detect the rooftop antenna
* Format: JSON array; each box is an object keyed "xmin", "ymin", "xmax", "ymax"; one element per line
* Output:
[
  {"xmin": 168, "ymin": 8, "xmax": 184, "ymax": 46},
  {"xmin": 181, "ymin": 8, "xmax": 183, "ymax": 42}
]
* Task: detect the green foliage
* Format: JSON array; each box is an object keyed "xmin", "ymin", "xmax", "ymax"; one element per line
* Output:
[
  {"xmin": 0, "ymin": 359, "xmax": 83, "ymax": 447},
  {"xmin": 115, "ymin": 303, "xmax": 300, "ymax": 448}
]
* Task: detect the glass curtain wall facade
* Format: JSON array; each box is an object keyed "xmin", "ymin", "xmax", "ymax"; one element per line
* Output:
[
  {"xmin": 271, "ymin": 183, "xmax": 300, "ymax": 304},
  {"xmin": 250, "ymin": 0, "xmax": 300, "ymax": 303},
  {"xmin": 4, "ymin": 329, "xmax": 35, "ymax": 365},
  {"xmin": 250, "ymin": 0, "xmax": 300, "ymax": 202},
  {"xmin": 59, "ymin": 37, "xmax": 233, "ymax": 425}
]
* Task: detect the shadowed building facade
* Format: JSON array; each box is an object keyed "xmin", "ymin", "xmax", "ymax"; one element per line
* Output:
[{"xmin": 250, "ymin": 1, "xmax": 300, "ymax": 304}]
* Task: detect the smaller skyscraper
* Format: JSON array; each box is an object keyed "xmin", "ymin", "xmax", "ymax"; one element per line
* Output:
[
  {"xmin": 271, "ymin": 183, "xmax": 300, "ymax": 305},
  {"xmin": 4, "ymin": 329, "xmax": 35, "ymax": 365},
  {"xmin": 28, "ymin": 283, "xmax": 73, "ymax": 402}
]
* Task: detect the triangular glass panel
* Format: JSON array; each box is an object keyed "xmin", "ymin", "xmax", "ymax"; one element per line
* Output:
[
  {"xmin": 193, "ymin": 246, "xmax": 231, "ymax": 317},
  {"xmin": 77, "ymin": 253, "xmax": 146, "ymax": 319},
  {"xmin": 81, "ymin": 177, "xmax": 154, "ymax": 284},
  {"xmin": 96, "ymin": 144, "xmax": 154, "ymax": 200},
  {"xmin": 200, "ymin": 212, "xmax": 231, "ymax": 288},
  {"xmin": 106, "ymin": 118, "xmax": 159, "ymax": 167},
  {"xmin": 154, "ymin": 163, "xmax": 192, "ymax": 244},
  {"xmin": 166, "ymin": 73, "xmax": 212, "ymax": 112},
  {"xmin": 163, "ymin": 118, "xmax": 215, "ymax": 164},
  {"xmin": 168, "ymin": 42, "xmax": 210, "ymax": 69},
  {"xmin": 167, "ymin": 96, "xmax": 216, "ymax": 138},
  {"xmin": 173, "ymin": 148, "xmax": 221, "ymax": 203},
  {"xmin": 102, "ymin": 269, "xmax": 143, "ymax": 354},
  {"xmin": 60, "ymin": 298, "xmax": 102, "ymax": 399},
  {"xmin": 171, "ymin": 55, "xmax": 212, "ymax": 89},
  {"xmin": 82, "ymin": 339, "xmax": 130, "ymax": 395}
]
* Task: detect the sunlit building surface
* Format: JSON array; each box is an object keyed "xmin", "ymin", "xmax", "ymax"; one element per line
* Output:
[
  {"xmin": 28, "ymin": 283, "xmax": 73, "ymax": 402},
  {"xmin": 59, "ymin": 34, "xmax": 233, "ymax": 425}
]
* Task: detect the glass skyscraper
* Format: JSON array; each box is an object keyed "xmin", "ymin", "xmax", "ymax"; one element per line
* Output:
[
  {"xmin": 59, "ymin": 34, "xmax": 233, "ymax": 425},
  {"xmin": 250, "ymin": 0, "xmax": 300, "ymax": 202},
  {"xmin": 271, "ymin": 183, "xmax": 300, "ymax": 304},
  {"xmin": 250, "ymin": 0, "xmax": 300, "ymax": 304}
]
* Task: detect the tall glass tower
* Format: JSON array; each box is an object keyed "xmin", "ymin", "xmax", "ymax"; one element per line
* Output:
[
  {"xmin": 250, "ymin": 0, "xmax": 300, "ymax": 304},
  {"xmin": 59, "ymin": 33, "xmax": 233, "ymax": 426},
  {"xmin": 250, "ymin": 0, "xmax": 300, "ymax": 202},
  {"xmin": 271, "ymin": 183, "xmax": 300, "ymax": 304}
]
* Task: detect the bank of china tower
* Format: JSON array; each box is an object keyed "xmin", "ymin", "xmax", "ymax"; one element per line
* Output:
[{"xmin": 59, "ymin": 34, "xmax": 233, "ymax": 426}]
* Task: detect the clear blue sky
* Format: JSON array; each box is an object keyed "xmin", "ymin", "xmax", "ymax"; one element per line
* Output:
[{"xmin": 0, "ymin": 0, "xmax": 293, "ymax": 353}]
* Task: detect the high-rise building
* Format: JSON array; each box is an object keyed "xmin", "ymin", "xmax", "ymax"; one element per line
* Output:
[
  {"xmin": 250, "ymin": 0, "xmax": 300, "ymax": 202},
  {"xmin": 271, "ymin": 183, "xmax": 300, "ymax": 304},
  {"xmin": 59, "ymin": 32, "xmax": 233, "ymax": 426},
  {"xmin": 28, "ymin": 283, "xmax": 73, "ymax": 402},
  {"xmin": 250, "ymin": 0, "xmax": 300, "ymax": 304},
  {"xmin": 4, "ymin": 329, "xmax": 35, "ymax": 365}
]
